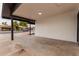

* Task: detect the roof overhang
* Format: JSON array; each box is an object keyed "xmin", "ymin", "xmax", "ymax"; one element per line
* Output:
[
  {"xmin": 13, "ymin": 3, "xmax": 79, "ymax": 20},
  {"xmin": 1, "ymin": 3, "xmax": 35, "ymax": 24}
]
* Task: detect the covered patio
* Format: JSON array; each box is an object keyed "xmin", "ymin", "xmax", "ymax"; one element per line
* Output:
[{"xmin": 1, "ymin": 3, "xmax": 79, "ymax": 56}]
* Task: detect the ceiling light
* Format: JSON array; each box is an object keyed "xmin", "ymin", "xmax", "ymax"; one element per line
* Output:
[{"xmin": 38, "ymin": 12, "xmax": 42, "ymax": 15}]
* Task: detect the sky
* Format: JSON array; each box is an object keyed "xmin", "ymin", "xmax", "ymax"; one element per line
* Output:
[{"xmin": 0, "ymin": 3, "xmax": 11, "ymax": 25}]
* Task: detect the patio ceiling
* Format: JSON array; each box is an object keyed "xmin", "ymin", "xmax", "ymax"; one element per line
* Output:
[{"xmin": 13, "ymin": 3, "xmax": 79, "ymax": 20}]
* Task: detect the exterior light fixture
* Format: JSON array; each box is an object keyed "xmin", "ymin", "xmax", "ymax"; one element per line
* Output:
[{"xmin": 38, "ymin": 12, "xmax": 42, "ymax": 15}]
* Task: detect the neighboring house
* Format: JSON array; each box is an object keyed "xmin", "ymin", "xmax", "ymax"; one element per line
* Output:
[
  {"xmin": 0, "ymin": 25, "xmax": 11, "ymax": 31},
  {"xmin": 1, "ymin": 3, "xmax": 79, "ymax": 43}
]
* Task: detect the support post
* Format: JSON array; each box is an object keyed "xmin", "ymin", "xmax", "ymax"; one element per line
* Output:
[
  {"xmin": 77, "ymin": 12, "xmax": 79, "ymax": 45},
  {"xmin": 29, "ymin": 24, "xmax": 31, "ymax": 35},
  {"xmin": 11, "ymin": 19, "xmax": 14, "ymax": 41}
]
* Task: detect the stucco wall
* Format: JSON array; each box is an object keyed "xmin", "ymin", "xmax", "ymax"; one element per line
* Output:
[{"xmin": 35, "ymin": 10, "xmax": 78, "ymax": 42}]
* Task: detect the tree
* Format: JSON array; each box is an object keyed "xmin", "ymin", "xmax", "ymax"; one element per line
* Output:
[
  {"xmin": 2, "ymin": 22, "xmax": 7, "ymax": 25},
  {"xmin": 19, "ymin": 21, "xmax": 28, "ymax": 27},
  {"xmin": 13, "ymin": 21, "xmax": 19, "ymax": 31},
  {"xmin": 13, "ymin": 21, "xmax": 28, "ymax": 31}
]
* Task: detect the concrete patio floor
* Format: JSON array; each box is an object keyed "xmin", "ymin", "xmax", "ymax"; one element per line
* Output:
[{"xmin": 0, "ymin": 32, "xmax": 79, "ymax": 56}]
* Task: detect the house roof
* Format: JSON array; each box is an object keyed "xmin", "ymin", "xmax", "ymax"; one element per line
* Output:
[
  {"xmin": 0, "ymin": 25, "xmax": 11, "ymax": 28},
  {"xmin": 2, "ymin": 3, "xmax": 79, "ymax": 24}
]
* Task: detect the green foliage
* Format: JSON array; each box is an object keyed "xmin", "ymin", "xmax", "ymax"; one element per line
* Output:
[
  {"xmin": 13, "ymin": 20, "xmax": 28, "ymax": 31},
  {"xmin": 13, "ymin": 21, "xmax": 19, "ymax": 31},
  {"xmin": 19, "ymin": 21, "xmax": 28, "ymax": 27},
  {"xmin": 2, "ymin": 22, "xmax": 7, "ymax": 25},
  {"xmin": 13, "ymin": 21, "xmax": 18, "ymax": 26}
]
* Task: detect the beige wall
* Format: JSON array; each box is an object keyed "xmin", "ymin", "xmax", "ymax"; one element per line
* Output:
[{"xmin": 35, "ymin": 10, "xmax": 78, "ymax": 42}]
